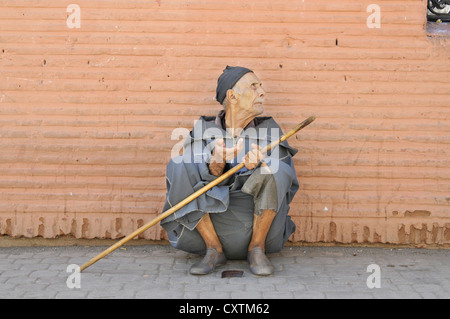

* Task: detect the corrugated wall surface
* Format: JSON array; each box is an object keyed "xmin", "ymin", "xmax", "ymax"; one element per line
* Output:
[{"xmin": 0, "ymin": 0, "xmax": 449, "ymax": 245}]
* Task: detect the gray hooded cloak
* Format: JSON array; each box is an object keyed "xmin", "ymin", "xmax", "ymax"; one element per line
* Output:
[{"xmin": 160, "ymin": 113, "xmax": 299, "ymax": 260}]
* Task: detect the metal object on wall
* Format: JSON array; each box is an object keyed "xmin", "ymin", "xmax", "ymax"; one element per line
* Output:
[{"xmin": 428, "ymin": 0, "xmax": 450, "ymax": 21}]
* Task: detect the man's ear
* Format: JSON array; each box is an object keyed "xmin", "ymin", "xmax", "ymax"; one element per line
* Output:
[{"xmin": 226, "ymin": 89, "xmax": 238, "ymax": 105}]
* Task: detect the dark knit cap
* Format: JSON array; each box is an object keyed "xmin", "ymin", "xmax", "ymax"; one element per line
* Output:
[{"xmin": 215, "ymin": 66, "xmax": 253, "ymax": 104}]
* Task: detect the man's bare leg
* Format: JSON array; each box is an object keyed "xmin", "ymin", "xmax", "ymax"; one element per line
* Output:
[
  {"xmin": 247, "ymin": 209, "xmax": 276, "ymax": 276},
  {"xmin": 190, "ymin": 214, "xmax": 227, "ymax": 275},
  {"xmin": 248, "ymin": 209, "xmax": 276, "ymax": 252},
  {"xmin": 196, "ymin": 214, "xmax": 223, "ymax": 252}
]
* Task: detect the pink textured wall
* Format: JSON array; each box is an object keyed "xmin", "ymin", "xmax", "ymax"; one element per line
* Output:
[{"xmin": 0, "ymin": 0, "xmax": 449, "ymax": 245}]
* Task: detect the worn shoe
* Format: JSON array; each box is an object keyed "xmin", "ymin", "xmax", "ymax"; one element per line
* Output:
[
  {"xmin": 190, "ymin": 248, "xmax": 227, "ymax": 275},
  {"xmin": 247, "ymin": 247, "xmax": 274, "ymax": 276}
]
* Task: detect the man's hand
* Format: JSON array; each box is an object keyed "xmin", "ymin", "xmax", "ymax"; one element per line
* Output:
[
  {"xmin": 209, "ymin": 138, "xmax": 243, "ymax": 176},
  {"xmin": 242, "ymin": 143, "xmax": 265, "ymax": 170}
]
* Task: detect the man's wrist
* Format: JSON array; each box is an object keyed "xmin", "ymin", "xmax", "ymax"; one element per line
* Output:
[{"xmin": 208, "ymin": 156, "xmax": 225, "ymax": 176}]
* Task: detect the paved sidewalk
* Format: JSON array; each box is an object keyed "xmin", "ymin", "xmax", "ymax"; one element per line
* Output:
[{"xmin": 0, "ymin": 244, "xmax": 449, "ymax": 299}]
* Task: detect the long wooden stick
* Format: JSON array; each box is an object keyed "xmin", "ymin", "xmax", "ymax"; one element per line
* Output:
[{"xmin": 80, "ymin": 116, "xmax": 316, "ymax": 272}]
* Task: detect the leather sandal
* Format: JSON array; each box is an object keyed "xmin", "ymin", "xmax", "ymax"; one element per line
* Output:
[
  {"xmin": 247, "ymin": 247, "xmax": 274, "ymax": 276},
  {"xmin": 190, "ymin": 248, "xmax": 227, "ymax": 275}
]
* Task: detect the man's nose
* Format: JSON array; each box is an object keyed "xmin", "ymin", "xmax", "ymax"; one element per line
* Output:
[{"xmin": 257, "ymin": 87, "xmax": 265, "ymax": 98}]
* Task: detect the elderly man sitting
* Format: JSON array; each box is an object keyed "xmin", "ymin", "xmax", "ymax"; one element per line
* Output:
[{"xmin": 160, "ymin": 66, "xmax": 299, "ymax": 276}]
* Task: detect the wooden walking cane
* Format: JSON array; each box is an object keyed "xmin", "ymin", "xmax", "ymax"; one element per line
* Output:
[{"xmin": 80, "ymin": 116, "xmax": 316, "ymax": 272}]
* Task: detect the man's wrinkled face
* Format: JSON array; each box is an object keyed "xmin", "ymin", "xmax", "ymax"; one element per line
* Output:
[{"xmin": 233, "ymin": 72, "xmax": 265, "ymax": 116}]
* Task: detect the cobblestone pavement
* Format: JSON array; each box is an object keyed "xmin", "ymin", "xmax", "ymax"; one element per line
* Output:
[{"xmin": 0, "ymin": 244, "xmax": 449, "ymax": 299}]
